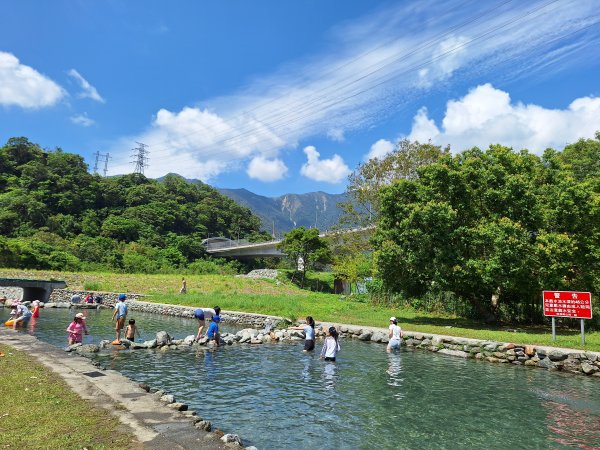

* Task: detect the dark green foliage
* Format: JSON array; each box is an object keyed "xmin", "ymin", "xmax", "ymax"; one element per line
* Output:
[
  {"xmin": 0, "ymin": 137, "xmax": 265, "ymax": 273},
  {"xmin": 374, "ymin": 137, "xmax": 600, "ymax": 324},
  {"xmin": 277, "ymin": 226, "xmax": 332, "ymax": 287}
]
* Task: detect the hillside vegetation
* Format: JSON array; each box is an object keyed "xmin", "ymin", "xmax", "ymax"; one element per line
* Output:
[{"xmin": 0, "ymin": 137, "xmax": 268, "ymax": 273}]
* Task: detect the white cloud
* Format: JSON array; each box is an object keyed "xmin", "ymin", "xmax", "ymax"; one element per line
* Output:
[
  {"xmin": 68, "ymin": 69, "xmax": 105, "ymax": 103},
  {"xmin": 300, "ymin": 146, "xmax": 350, "ymax": 183},
  {"xmin": 366, "ymin": 138, "xmax": 395, "ymax": 160},
  {"xmin": 247, "ymin": 156, "xmax": 288, "ymax": 182},
  {"xmin": 108, "ymin": 106, "xmax": 285, "ymax": 180},
  {"xmin": 0, "ymin": 51, "xmax": 64, "ymax": 109},
  {"xmin": 407, "ymin": 84, "xmax": 600, "ymax": 152},
  {"xmin": 70, "ymin": 113, "xmax": 95, "ymax": 127}
]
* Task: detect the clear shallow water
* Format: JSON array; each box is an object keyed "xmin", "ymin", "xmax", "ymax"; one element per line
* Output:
[{"xmin": 3, "ymin": 308, "xmax": 600, "ymax": 449}]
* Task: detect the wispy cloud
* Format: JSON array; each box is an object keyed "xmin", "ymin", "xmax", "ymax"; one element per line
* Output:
[
  {"xmin": 109, "ymin": 0, "xmax": 600, "ymax": 179},
  {"xmin": 0, "ymin": 51, "xmax": 65, "ymax": 109},
  {"xmin": 70, "ymin": 113, "xmax": 95, "ymax": 127},
  {"xmin": 68, "ymin": 69, "xmax": 105, "ymax": 103}
]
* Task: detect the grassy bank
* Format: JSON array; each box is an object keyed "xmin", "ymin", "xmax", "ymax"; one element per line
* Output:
[
  {"xmin": 2, "ymin": 268, "xmax": 599, "ymax": 352},
  {"xmin": 0, "ymin": 343, "xmax": 138, "ymax": 450}
]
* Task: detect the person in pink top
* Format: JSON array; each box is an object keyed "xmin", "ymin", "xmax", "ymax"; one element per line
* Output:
[{"xmin": 66, "ymin": 313, "xmax": 88, "ymax": 345}]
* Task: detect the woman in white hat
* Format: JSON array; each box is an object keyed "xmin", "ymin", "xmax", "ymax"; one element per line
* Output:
[
  {"xmin": 387, "ymin": 317, "xmax": 403, "ymax": 353},
  {"xmin": 66, "ymin": 313, "xmax": 88, "ymax": 345}
]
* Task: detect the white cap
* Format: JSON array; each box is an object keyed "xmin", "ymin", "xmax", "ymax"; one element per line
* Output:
[
  {"xmin": 389, "ymin": 317, "xmax": 396, "ymax": 321},
  {"xmin": 75, "ymin": 313, "xmax": 86, "ymax": 319}
]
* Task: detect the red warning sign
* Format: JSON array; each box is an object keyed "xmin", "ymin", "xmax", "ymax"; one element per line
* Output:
[{"xmin": 543, "ymin": 291, "xmax": 592, "ymax": 319}]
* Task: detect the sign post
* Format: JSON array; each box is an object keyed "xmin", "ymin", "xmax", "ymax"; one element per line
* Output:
[{"xmin": 543, "ymin": 291, "xmax": 592, "ymax": 345}]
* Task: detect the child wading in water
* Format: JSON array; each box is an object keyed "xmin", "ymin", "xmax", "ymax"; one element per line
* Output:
[
  {"xmin": 66, "ymin": 313, "xmax": 88, "ymax": 345},
  {"xmin": 291, "ymin": 316, "xmax": 316, "ymax": 352},
  {"xmin": 111, "ymin": 293, "xmax": 128, "ymax": 343},
  {"xmin": 320, "ymin": 326, "xmax": 341, "ymax": 361},
  {"xmin": 125, "ymin": 319, "xmax": 141, "ymax": 342}
]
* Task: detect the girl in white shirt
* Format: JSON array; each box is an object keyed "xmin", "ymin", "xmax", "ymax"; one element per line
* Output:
[
  {"xmin": 387, "ymin": 317, "xmax": 403, "ymax": 352},
  {"xmin": 320, "ymin": 326, "xmax": 341, "ymax": 361}
]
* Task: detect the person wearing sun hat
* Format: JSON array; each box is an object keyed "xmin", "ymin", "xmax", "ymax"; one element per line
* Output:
[
  {"xmin": 66, "ymin": 313, "xmax": 88, "ymax": 345},
  {"xmin": 387, "ymin": 317, "xmax": 403, "ymax": 353}
]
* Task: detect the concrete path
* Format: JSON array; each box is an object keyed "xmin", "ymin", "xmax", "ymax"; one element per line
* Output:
[{"xmin": 0, "ymin": 328, "xmax": 230, "ymax": 450}]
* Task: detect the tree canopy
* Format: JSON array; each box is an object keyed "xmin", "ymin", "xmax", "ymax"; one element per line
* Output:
[
  {"xmin": 372, "ymin": 137, "xmax": 599, "ymax": 323},
  {"xmin": 277, "ymin": 226, "xmax": 332, "ymax": 286}
]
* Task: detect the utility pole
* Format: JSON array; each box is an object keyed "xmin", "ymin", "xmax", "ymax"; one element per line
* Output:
[
  {"xmin": 93, "ymin": 151, "xmax": 111, "ymax": 176},
  {"xmin": 131, "ymin": 142, "xmax": 149, "ymax": 175}
]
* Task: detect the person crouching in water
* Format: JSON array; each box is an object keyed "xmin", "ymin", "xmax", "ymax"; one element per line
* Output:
[
  {"xmin": 66, "ymin": 313, "xmax": 88, "ymax": 345},
  {"xmin": 320, "ymin": 326, "xmax": 341, "ymax": 362},
  {"xmin": 206, "ymin": 315, "xmax": 221, "ymax": 347},
  {"xmin": 387, "ymin": 317, "xmax": 403, "ymax": 353},
  {"xmin": 194, "ymin": 306, "xmax": 221, "ymax": 342}
]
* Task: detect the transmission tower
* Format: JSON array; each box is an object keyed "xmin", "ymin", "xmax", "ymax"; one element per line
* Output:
[
  {"xmin": 131, "ymin": 142, "xmax": 149, "ymax": 175},
  {"xmin": 93, "ymin": 151, "xmax": 111, "ymax": 176}
]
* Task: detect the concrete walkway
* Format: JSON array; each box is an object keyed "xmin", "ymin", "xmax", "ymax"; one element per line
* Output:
[{"xmin": 0, "ymin": 328, "xmax": 229, "ymax": 450}]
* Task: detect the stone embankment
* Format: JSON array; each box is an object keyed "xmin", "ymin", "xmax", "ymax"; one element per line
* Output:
[{"xmin": 44, "ymin": 289, "xmax": 600, "ymax": 378}]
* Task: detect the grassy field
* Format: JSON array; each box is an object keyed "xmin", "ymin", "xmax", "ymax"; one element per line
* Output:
[
  {"xmin": 0, "ymin": 343, "xmax": 139, "ymax": 450},
  {"xmin": 2, "ymin": 268, "xmax": 599, "ymax": 351}
]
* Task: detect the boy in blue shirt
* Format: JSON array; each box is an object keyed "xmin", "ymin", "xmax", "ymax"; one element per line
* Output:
[
  {"xmin": 111, "ymin": 294, "xmax": 128, "ymax": 343},
  {"xmin": 206, "ymin": 315, "xmax": 221, "ymax": 346}
]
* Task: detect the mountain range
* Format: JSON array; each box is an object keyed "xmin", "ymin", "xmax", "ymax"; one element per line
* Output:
[
  {"xmin": 217, "ymin": 188, "xmax": 347, "ymax": 236},
  {"xmin": 157, "ymin": 174, "xmax": 347, "ymax": 234}
]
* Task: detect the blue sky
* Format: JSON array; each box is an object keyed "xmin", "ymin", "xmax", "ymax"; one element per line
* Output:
[{"xmin": 1, "ymin": 0, "xmax": 599, "ymax": 196}]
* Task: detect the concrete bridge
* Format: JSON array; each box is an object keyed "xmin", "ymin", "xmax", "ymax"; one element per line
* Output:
[
  {"xmin": 203, "ymin": 237, "xmax": 285, "ymax": 258},
  {"xmin": 0, "ymin": 278, "xmax": 67, "ymax": 303},
  {"xmin": 203, "ymin": 226, "xmax": 373, "ymax": 258}
]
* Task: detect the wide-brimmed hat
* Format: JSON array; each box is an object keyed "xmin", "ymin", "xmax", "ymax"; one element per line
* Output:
[{"xmin": 75, "ymin": 313, "xmax": 86, "ymax": 319}]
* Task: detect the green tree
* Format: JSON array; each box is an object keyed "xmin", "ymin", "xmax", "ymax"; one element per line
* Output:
[{"xmin": 277, "ymin": 227, "xmax": 332, "ymax": 287}]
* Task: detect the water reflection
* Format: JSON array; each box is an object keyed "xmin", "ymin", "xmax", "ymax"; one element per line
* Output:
[
  {"xmin": 301, "ymin": 354, "xmax": 314, "ymax": 382},
  {"xmin": 386, "ymin": 353, "xmax": 404, "ymax": 399},
  {"xmin": 322, "ymin": 361, "xmax": 338, "ymax": 390}
]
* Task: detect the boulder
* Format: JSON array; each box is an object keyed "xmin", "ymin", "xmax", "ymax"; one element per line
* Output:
[
  {"xmin": 160, "ymin": 394, "xmax": 175, "ymax": 404},
  {"xmin": 581, "ymin": 362, "xmax": 598, "ymax": 375},
  {"xmin": 167, "ymin": 402, "xmax": 188, "ymax": 411},
  {"xmin": 584, "ymin": 352, "xmax": 598, "ymax": 362},
  {"xmin": 537, "ymin": 357, "xmax": 557, "ymax": 370},
  {"xmin": 548, "ymin": 350, "xmax": 568, "ymax": 361},
  {"xmin": 156, "ymin": 331, "xmax": 171, "ymax": 346},
  {"xmin": 358, "ymin": 331, "xmax": 372, "ymax": 341},
  {"xmin": 183, "ymin": 335, "xmax": 196, "ymax": 345},
  {"xmin": 438, "ymin": 349, "xmax": 468, "ymax": 358},
  {"xmin": 195, "ymin": 420, "xmax": 212, "ymax": 431},
  {"xmin": 75, "ymin": 344, "xmax": 100, "ymax": 354},
  {"xmin": 221, "ymin": 434, "xmax": 243, "ymax": 446}
]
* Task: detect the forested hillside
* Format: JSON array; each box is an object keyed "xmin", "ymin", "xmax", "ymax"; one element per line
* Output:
[{"xmin": 0, "ymin": 137, "xmax": 267, "ymax": 273}]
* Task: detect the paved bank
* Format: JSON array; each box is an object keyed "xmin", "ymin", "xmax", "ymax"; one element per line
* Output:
[{"xmin": 0, "ymin": 328, "xmax": 234, "ymax": 450}]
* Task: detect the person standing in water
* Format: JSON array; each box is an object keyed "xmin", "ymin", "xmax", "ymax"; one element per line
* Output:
[
  {"xmin": 66, "ymin": 313, "xmax": 88, "ymax": 345},
  {"xmin": 387, "ymin": 317, "xmax": 403, "ymax": 353},
  {"xmin": 320, "ymin": 326, "xmax": 341, "ymax": 362},
  {"xmin": 290, "ymin": 316, "xmax": 316, "ymax": 352},
  {"xmin": 111, "ymin": 294, "xmax": 128, "ymax": 343}
]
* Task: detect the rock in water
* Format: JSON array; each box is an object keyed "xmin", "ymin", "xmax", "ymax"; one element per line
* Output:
[{"xmin": 156, "ymin": 331, "xmax": 171, "ymax": 346}]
